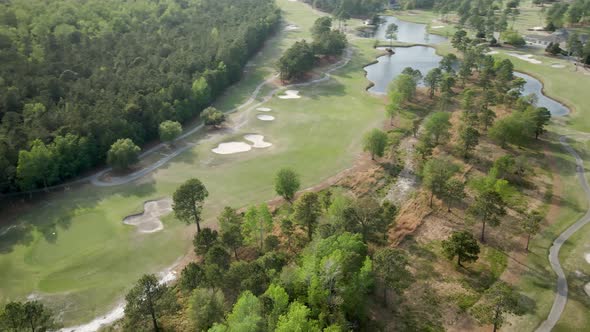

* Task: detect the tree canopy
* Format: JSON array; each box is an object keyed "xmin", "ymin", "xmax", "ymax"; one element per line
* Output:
[
  {"xmin": 173, "ymin": 178, "xmax": 209, "ymax": 233},
  {"xmin": 274, "ymin": 168, "xmax": 301, "ymax": 202},
  {"xmin": 0, "ymin": 0, "xmax": 280, "ymax": 193},
  {"xmin": 107, "ymin": 138, "xmax": 140, "ymax": 171},
  {"xmin": 363, "ymin": 128, "xmax": 388, "ymax": 160}
]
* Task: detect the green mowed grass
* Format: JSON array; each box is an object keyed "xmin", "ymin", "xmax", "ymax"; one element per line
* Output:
[
  {"xmin": 0, "ymin": 188, "xmax": 191, "ymax": 323},
  {"xmin": 505, "ymin": 135, "xmax": 589, "ymax": 332},
  {"xmin": 0, "ymin": 0, "xmax": 386, "ymax": 325},
  {"xmin": 490, "ymin": 51, "xmax": 590, "ymax": 332}
]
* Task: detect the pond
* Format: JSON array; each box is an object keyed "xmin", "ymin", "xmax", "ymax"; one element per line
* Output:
[
  {"xmin": 365, "ymin": 18, "xmax": 570, "ymax": 116},
  {"xmin": 364, "ymin": 46, "xmax": 442, "ymax": 94},
  {"xmin": 374, "ymin": 16, "xmax": 448, "ymax": 45}
]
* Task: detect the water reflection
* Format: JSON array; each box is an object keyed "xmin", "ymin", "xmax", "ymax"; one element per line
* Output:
[
  {"xmin": 364, "ymin": 46, "xmax": 442, "ymax": 94},
  {"xmin": 514, "ymin": 72, "xmax": 570, "ymax": 116},
  {"xmin": 374, "ymin": 16, "xmax": 448, "ymax": 45}
]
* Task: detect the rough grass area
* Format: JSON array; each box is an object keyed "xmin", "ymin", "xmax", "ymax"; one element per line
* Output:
[
  {"xmin": 390, "ymin": 7, "xmax": 590, "ymax": 330},
  {"xmin": 0, "ymin": 0, "xmax": 386, "ymax": 325}
]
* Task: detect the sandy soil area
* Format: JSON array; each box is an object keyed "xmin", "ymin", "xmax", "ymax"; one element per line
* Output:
[
  {"xmin": 123, "ymin": 198, "xmax": 172, "ymax": 233},
  {"xmin": 257, "ymin": 114, "xmax": 275, "ymax": 121},
  {"xmin": 244, "ymin": 134, "xmax": 272, "ymax": 148},
  {"xmin": 278, "ymin": 90, "xmax": 301, "ymax": 99},
  {"xmin": 212, "ymin": 142, "xmax": 252, "ymax": 154}
]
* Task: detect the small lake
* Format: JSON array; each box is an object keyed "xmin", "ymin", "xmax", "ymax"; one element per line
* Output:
[
  {"xmin": 365, "ymin": 17, "xmax": 570, "ymax": 116},
  {"xmin": 374, "ymin": 16, "xmax": 448, "ymax": 45},
  {"xmin": 365, "ymin": 46, "xmax": 442, "ymax": 94}
]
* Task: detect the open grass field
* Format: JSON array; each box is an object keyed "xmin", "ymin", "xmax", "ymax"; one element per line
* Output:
[{"xmin": 0, "ymin": 0, "xmax": 386, "ymax": 325}]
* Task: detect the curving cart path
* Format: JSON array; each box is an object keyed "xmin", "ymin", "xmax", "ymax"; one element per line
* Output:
[
  {"xmin": 91, "ymin": 48, "xmax": 352, "ymax": 186},
  {"xmin": 56, "ymin": 47, "xmax": 354, "ymax": 332},
  {"xmin": 536, "ymin": 136, "xmax": 590, "ymax": 332}
]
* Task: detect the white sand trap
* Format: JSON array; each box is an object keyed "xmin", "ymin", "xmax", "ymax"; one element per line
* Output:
[
  {"xmin": 551, "ymin": 63, "xmax": 566, "ymax": 68},
  {"xmin": 257, "ymin": 107, "xmax": 272, "ymax": 112},
  {"xmin": 212, "ymin": 142, "xmax": 252, "ymax": 154},
  {"xmin": 431, "ymin": 25, "xmax": 445, "ymax": 29},
  {"xmin": 585, "ymin": 253, "xmax": 590, "ymax": 264},
  {"xmin": 244, "ymin": 134, "xmax": 272, "ymax": 148},
  {"xmin": 278, "ymin": 90, "xmax": 301, "ymax": 99},
  {"xmin": 285, "ymin": 24, "xmax": 299, "ymax": 31},
  {"xmin": 585, "ymin": 283, "xmax": 590, "ymax": 297},
  {"xmin": 506, "ymin": 53, "xmax": 542, "ymax": 64},
  {"xmin": 487, "ymin": 51, "xmax": 499, "ymax": 55},
  {"xmin": 257, "ymin": 114, "xmax": 275, "ymax": 121},
  {"xmin": 123, "ymin": 199, "xmax": 172, "ymax": 233}
]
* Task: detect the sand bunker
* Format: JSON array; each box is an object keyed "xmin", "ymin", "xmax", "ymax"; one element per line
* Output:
[
  {"xmin": 257, "ymin": 107, "xmax": 272, "ymax": 112},
  {"xmin": 487, "ymin": 51, "xmax": 499, "ymax": 55},
  {"xmin": 551, "ymin": 63, "xmax": 566, "ymax": 68},
  {"xmin": 585, "ymin": 283, "xmax": 590, "ymax": 297},
  {"xmin": 123, "ymin": 199, "xmax": 172, "ymax": 233},
  {"xmin": 212, "ymin": 142, "xmax": 252, "ymax": 154},
  {"xmin": 285, "ymin": 24, "xmax": 299, "ymax": 31},
  {"xmin": 257, "ymin": 114, "xmax": 275, "ymax": 121},
  {"xmin": 244, "ymin": 134, "xmax": 272, "ymax": 148},
  {"xmin": 431, "ymin": 25, "xmax": 445, "ymax": 29},
  {"xmin": 278, "ymin": 90, "xmax": 301, "ymax": 99},
  {"xmin": 506, "ymin": 53, "xmax": 542, "ymax": 64},
  {"xmin": 585, "ymin": 253, "xmax": 590, "ymax": 264}
]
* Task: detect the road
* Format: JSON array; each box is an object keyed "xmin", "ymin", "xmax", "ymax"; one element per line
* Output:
[{"xmin": 536, "ymin": 136, "xmax": 590, "ymax": 332}]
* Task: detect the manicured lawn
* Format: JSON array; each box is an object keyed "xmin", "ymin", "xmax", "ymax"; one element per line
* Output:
[{"xmin": 0, "ymin": 0, "xmax": 386, "ymax": 325}]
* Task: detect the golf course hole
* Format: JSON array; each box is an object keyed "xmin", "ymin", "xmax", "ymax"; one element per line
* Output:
[
  {"xmin": 278, "ymin": 90, "xmax": 301, "ymax": 99},
  {"xmin": 212, "ymin": 142, "xmax": 252, "ymax": 154},
  {"xmin": 244, "ymin": 134, "xmax": 272, "ymax": 148},
  {"xmin": 257, "ymin": 114, "xmax": 275, "ymax": 121},
  {"xmin": 123, "ymin": 199, "xmax": 172, "ymax": 233},
  {"xmin": 256, "ymin": 107, "xmax": 272, "ymax": 112}
]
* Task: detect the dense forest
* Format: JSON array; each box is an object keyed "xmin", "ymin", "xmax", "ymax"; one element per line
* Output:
[
  {"xmin": 278, "ymin": 17, "xmax": 347, "ymax": 81},
  {"xmin": 0, "ymin": 0, "xmax": 280, "ymax": 193},
  {"xmin": 302, "ymin": 0, "xmax": 388, "ymax": 16}
]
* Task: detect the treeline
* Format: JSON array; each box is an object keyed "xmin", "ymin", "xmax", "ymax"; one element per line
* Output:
[
  {"xmin": 121, "ymin": 172, "xmax": 402, "ymax": 331},
  {"xmin": 278, "ymin": 17, "xmax": 347, "ymax": 81},
  {"xmin": 544, "ymin": 0, "xmax": 590, "ymax": 29},
  {"xmin": 0, "ymin": 0, "xmax": 280, "ymax": 192},
  {"xmin": 546, "ymin": 33, "xmax": 590, "ymax": 64},
  {"xmin": 302, "ymin": 0, "xmax": 388, "ymax": 16},
  {"xmin": 380, "ymin": 30, "xmax": 549, "ymax": 330},
  {"xmin": 398, "ymin": 30, "xmax": 551, "ymax": 239}
]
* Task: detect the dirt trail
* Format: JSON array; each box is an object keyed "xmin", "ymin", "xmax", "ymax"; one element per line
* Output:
[{"xmin": 384, "ymin": 134, "xmax": 418, "ymax": 205}]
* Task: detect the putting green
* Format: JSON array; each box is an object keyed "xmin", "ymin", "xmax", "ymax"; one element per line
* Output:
[{"xmin": 0, "ymin": 0, "xmax": 385, "ymax": 325}]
